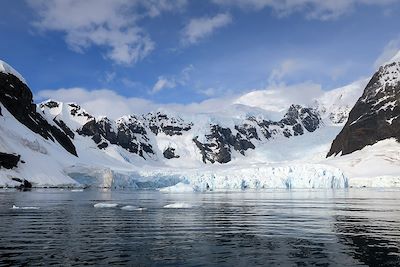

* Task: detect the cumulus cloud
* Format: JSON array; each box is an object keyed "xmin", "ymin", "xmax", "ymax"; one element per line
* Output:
[
  {"xmin": 27, "ymin": 0, "xmax": 187, "ymax": 65},
  {"xmin": 150, "ymin": 64, "xmax": 194, "ymax": 94},
  {"xmin": 181, "ymin": 13, "xmax": 232, "ymax": 45},
  {"xmin": 374, "ymin": 37, "xmax": 400, "ymax": 68},
  {"xmin": 212, "ymin": 0, "xmax": 396, "ymax": 20}
]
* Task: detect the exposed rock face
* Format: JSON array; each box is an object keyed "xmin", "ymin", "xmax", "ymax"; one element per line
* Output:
[
  {"xmin": 0, "ymin": 72, "xmax": 77, "ymax": 156},
  {"xmin": 192, "ymin": 105, "xmax": 321, "ymax": 164},
  {"xmin": 0, "ymin": 152, "xmax": 20, "ymax": 169},
  {"xmin": 247, "ymin": 105, "xmax": 321, "ymax": 139},
  {"xmin": 328, "ymin": 60, "xmax": 400, "ymax": 156},
  {"xmin": 163, "ymin": 147, "xmax": 180, "ymax": 159},
  {"xmin": 193, "ymin": 125, "xmax": 255, "ymax": 164},
  {"xmin": 78, "ymin": 115, "xmax": 154, "ymax": 158},
  {"xmin": 11, "ymin": 177, "xmax": 32, "ymax": 189},
  {"xmin": 144, "ymin": 112, "xmax": 192, "ymax": 136}
]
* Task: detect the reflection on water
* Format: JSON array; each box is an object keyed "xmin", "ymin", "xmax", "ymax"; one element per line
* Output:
[{"xmin": 0, "ymin": 189, "xmax": 399, "ymax": 266}]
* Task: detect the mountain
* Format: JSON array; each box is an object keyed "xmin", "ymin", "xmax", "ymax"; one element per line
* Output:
[
  {"xmin": 328, "ymin": 52, "xmax": 400, "ymax": 157},
  {"xmin": 0, "ymin": 57, "xmax": 398, "ymax": 189}
]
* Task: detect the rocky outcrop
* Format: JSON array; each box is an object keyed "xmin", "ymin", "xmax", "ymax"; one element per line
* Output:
[
  {"xmin": 192, "ymin": 105, "xmax": 321, "ymax": 164},
  {"xmin": 193, "ymin": 125, "xmax": 255, "ymax": 164},
  {"xmin": 145, "ymin": 112, "xmax": 192, "ymax": 136},
  {"xmin": 0, "ymin": 72, "xmax": 77, "ymax": 156},
  {"xmin": 0, "ymin": 152, "xmax": 20, "ymax": 169},
  {"xmin": 163, "ymin": 147, "xmax": 180, "ymax": 159},
  {"xmin": 11, "ymin": 177, "xmax": 32, "ymax": 189},
  {"xmin": 328, "ymin": 60, "xmax": 400, "ymax": 156},
  {"xmin": 247, "ymin": 105, "xmax": 321, "ymax": 139},
  {"xmin": 78, "ymin": 115, "xmax": 154, "ymax": 158}
]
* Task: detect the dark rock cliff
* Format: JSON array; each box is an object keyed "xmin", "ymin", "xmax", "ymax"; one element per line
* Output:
[
  {"xmin": 327, "ymin": 60, "xmax": 400, "ymax": 157},
  {"xmin": 0, "ymin": 72, "xmax": 77, "ymax": 156}
]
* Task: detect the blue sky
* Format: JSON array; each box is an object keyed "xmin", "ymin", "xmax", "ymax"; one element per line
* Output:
[{"xmin": 1, "ymin": 0, "xmax": 400, "ymax": 115}]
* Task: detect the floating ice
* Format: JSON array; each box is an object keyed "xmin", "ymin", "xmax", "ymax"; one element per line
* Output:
[
  {"xmin": 71, "ymin": 189, "xmax": 84, "ymax": 192},
  {"xmin": 163, "ymin": 202, "xmax": 193, "ymax": 209},
  {"xmin": 12, "ymin": 205, "xmax": 39, "ymax": 210},
  {"xmin": 93, "ymin": 203, "xmax": 118, "ymax": 208},
  {"xmin": 121, "ymin": 205, "xmax": 147, "ymax": 211}
]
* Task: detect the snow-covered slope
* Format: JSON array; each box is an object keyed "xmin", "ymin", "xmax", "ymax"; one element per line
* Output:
[
  {"xmin": 0, "ymin": 57, "xmax": 399, "ymax": 189},
  {"xmin": 327, "ymin": 139, "xmax": 400, "ymax": 187},
  {"xmin": 315, "ymin": 79, "xmax": 368, "ymax": 124}
]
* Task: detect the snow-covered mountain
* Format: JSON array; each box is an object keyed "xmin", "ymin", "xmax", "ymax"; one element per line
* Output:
[
  {"xmin": 328, "ymin": 52, "xmax": 400, "ymax": 157},
  {"xmin": 0, "ymin": 56, "xmax": 399, "ymax": 190}
]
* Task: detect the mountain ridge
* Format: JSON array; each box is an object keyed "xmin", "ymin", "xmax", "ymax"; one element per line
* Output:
[{"xmin": 0, "ymin": 57, "xmax": 399, "ymax": 189}]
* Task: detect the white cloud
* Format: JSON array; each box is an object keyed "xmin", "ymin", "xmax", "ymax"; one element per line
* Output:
[
  {"xmin": 374, "ymin": 38, "xmax": 400, "ymax": 68},
  {"xmin": 235, "ymin": 81, "xmax": 324, "ymax": 113},
  {"xmin": 212, "ymin": 0, "xmax": 396, "ymax": 20},
  {"xmin": 35, "ymin": 86, "xmax": 235, "ymax": 118},
  {"xmin": 181, "ymin": 13, "xmax": 232, "ymax": 45},
  {"xmin": 150, "ymin": 64, "xmax": 194, "ymax": 94},
  {"xmin": 27, "ymin": 0, "xmax": 187, "ymax": 65},
  {"xmin": 268, "ymin": 59, "xmax": 302, "ymax": 84},
  {"xmin": 36, "ymin": 87, "xmax": 157, "ymax": 118},
  {"xmin": 151, "ymin": 77, "xmax": 177, "ymax": 94},
  {"xmin": 36, "ymin": 79, "xmax": 326, "ymax": 120}
]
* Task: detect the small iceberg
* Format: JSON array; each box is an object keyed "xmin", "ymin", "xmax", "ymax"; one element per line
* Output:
[
  {"xmin": 121, "ymin": 205, "xmax": 147, "ymax": 211},
  {"xmin": 163, "ymin": 202, "xmax": 193, "ymax": 209},
  {"xmin": 12, "ymin": 205, "xmax": 39, "ymax": 210},
  {"xmin": 94, "ymin": 203, "xmax": 118, "ymax": 208},
  {"xmin": 71, "ymin": 189, "xmax": 84, "ymax": 192}
]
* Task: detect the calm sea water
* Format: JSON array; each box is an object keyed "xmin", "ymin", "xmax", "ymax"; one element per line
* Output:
[{"xmin": 0, "ymin": 189, "xmax": 399, "ymax": 266}]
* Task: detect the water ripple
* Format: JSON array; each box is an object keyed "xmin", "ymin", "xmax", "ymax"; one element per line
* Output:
[{"xmin": 0, "ymin": 189, "xmax": 400, "ymax": 266}]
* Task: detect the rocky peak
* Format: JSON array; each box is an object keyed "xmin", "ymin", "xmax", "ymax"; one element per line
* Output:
[
  {"xmin": 40, "ymin": 100, "xmax": 60, "ymax": 109},
  {"xmin": 0, "ymin": 71, "xmax": 77, "ymax": 156},
  {"xmin": 193, "ymin": 124, "xmax": 255, "ymax": 164},
  {"xmin": 328, "ymin": 58, "xmax": 400, "ymax": 157},
  {"xmin": 68, "ymin": 103, "xmax": 94, "ymax": 120},
  {"xmin": 144, "ymin": 112, "xmax": 193, "ymax": 136}
]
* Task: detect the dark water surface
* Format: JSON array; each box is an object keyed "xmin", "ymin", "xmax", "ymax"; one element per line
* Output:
[{"xmin": 0, "ymin": 189, "xmax": 400, "ymax": 266}]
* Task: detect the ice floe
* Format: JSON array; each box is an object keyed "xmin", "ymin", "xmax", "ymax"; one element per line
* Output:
[
  {"xmin": 93, "ymin": 203, "xmax": 118, "ymax": 208},
  {"xmin": 163, "ymin": 203, "xmax": 193, "ymax": 209},
  {"xmin": 121, "ymin": 205, "xmax": 147, "ymax": 211},
  {"xmin": 12, "ymin": 205, "xmax": 39, "ymax": 210}
]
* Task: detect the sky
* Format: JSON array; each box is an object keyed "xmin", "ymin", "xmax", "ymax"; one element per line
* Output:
[{"xmin": 1, "ymin": 0, "xmax": 400, "ymax": 118}]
